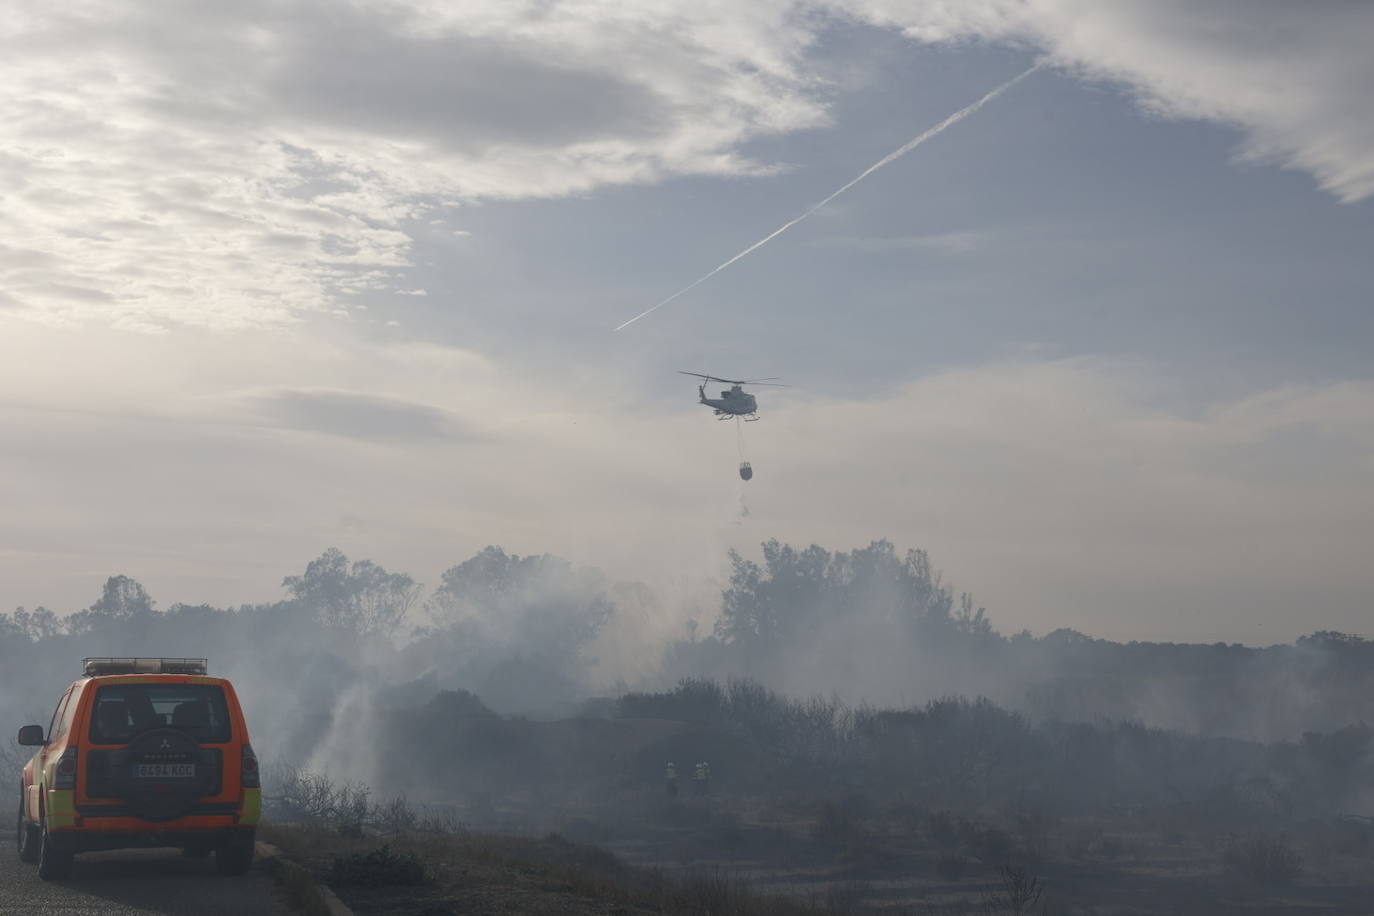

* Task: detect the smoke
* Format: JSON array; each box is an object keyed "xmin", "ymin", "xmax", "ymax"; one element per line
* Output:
[{"xmin": 612, "ymin": 62, "xmax": 1043, "ymax": 331}]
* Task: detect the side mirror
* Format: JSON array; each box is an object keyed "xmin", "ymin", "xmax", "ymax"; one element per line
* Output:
[{"xmin": 16, "ymin": 725, "xmax": 46, "ymax": 747}]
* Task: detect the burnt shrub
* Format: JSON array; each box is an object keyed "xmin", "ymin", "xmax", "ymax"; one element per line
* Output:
[
  {"xmin": 882, "ymin": 798, "xmax": 925, "ymax": 836},
  {"xmin": 327, "ymin": 844, "xmax": 431, "ymax": 886},
  {"xmin": 1012, "ymin": 808, "xmax": 1054, "ymax": 864},
  {"xmin": 927, "ymin": 809, "xmax": 960, "ymax": 848},
  {"xmin": 962, "ymin": 822, "xmax": 1015, "ymax": 866},
  {"xmin": 1223, "ymin": 832, "xmax": 1303, "ymax": 885},
  {"xmin": 810, "ymin": 798, "xmax": 863, "ymax": 845},
  {"xmin": 560, "ymin": 817, "xmax": 614, "ymax": 844},
  {"xmin": 934, "ymin": 853, "xmax": 968, "ymax": 881},
  {"xmin": 984, "ymin": 864, "xmax": 1045, "ymax": 916}
]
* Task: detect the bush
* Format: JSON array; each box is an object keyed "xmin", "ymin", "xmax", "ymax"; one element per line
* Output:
[
  {"xmin": 266, "ymin": 767, "xmax": 466, "ymax": 837},
  {"xmin": 982, "ymin": 864, "xmax": 1044, "ymax": 916},
  {"xmin": 265, "ymin": 765, "xmax": 372, "ymax": 829},
  {"xmin": 810, "ymin": 796, "xmax": 870, "ymax": 848},
  {"xmin": 377, "ymin": 794, "xmax": 418, "ymax": 833},
  {"xmin": 327, "ymin": 844, "xmax": 430, "ymax": 886},
  {"xmin": 882, "ymin": 798, "xmax": 924, "ymax": 835},
  {"xmin": 1223, "ymin": 832, "xmax": 1303, "ymax": 885},
  {"xmin": 934, "ymin": 853, "xmax": 967, "ymax": 881},
  {"xmin": 1012, "ymin": 809, "xmax": 1053, "ymax": 864},
  {"xmin": 560, "ymin": 816, "xmax": 614, "ymax": 844},
  {"xmin": 927, "ymin": 809, "xmax": 960, "ymax": 848},
  {"xmin": 961, "ymin": 822, "xmax": 1014, "ymax": 866}
]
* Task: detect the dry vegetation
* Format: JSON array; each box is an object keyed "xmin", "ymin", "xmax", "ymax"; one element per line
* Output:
[
  {"xmin": 260, "ymin": 763, "xmax": 1374, "ymax": 915},
  {"xmin": 261, "ymin": 820, "xmax": 853, "ymax": 916}
]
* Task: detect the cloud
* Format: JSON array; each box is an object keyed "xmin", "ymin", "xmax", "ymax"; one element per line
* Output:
[
  {"xmin": 266, "ymin": 25, "xmax": 669, "ymax": 151},
  {"xmin": 4, "ymin": 1, "xmax": 1368, "ymax": 332},
  {"xmin": 0, "ymin": 0, "xmax": 831, "ymax": 330},
  {"xmin": 248, "ymin": 388, "xmax": 468, "ymax": 443},
  {"xmin": 833, "ymin": 0, "xmax": 1374, "ymax": 202}
]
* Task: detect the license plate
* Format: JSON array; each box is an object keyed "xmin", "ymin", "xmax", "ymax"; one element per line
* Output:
[{"xmin": 134, "ymin": 763, "xmax": 195, "ymax": 778}]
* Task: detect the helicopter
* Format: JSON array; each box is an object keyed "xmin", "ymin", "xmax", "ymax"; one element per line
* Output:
[{"xmin": 678, "ymin": 371, "xmax": 787, "ymax": 422}]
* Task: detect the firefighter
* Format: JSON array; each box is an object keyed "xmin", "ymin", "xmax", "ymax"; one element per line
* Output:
[
  {"xmin": 665, "ymin": 761, "xmax": 678, "ymax": 797},
  {"xmin": 693, "ymin": 761, "xmax": 708, "ymax": 795}
]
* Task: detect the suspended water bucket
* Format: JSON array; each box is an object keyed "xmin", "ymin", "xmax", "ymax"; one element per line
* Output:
[{"xmin": 738, "ymin": 462, "xmax": 753, "ymax": 481}]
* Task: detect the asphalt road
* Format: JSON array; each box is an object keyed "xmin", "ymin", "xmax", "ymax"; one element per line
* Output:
[{"xmin": 0, "ymin": 844, "xmax": 292, "ymax": 915}]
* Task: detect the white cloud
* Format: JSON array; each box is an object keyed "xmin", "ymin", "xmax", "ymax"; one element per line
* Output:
[
  {"xmin": 0, "ymin": 0, "xmax": 832, "ymax": 330},
  {"xmin": 834, "ymin": 0, "xmax": 1374, "ymax": 202},
  {"xmin": 3, "ymin": 1, "xmax": 1370, "ymax": 332}
]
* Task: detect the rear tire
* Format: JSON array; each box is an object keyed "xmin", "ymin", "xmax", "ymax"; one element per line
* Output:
[
  {"xmin": 214, "ymin": 829, "xmax": 255, "ymax": 876},
  {"xmin": 16, "ymin": 797, "xmax": 40, "ymax": 864},
  {"xmin": 36, "ymin": 815, "xmax": 74, "ymax": 880}
]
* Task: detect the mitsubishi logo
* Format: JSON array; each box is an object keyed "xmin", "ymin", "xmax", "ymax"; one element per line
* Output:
[{"xmin": 159, "ymin": 739, "xmax": 171, "ymax": 749}]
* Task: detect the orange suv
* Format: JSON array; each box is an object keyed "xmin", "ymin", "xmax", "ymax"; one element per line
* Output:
[{"xmin": 15, "ymin": 658, "xmax": 261, "ymax": 879}]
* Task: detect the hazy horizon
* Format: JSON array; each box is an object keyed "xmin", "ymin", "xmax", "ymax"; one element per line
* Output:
[{"xmin": 3, "ymin": 1, "xmax": 1372, "ymax": 646}]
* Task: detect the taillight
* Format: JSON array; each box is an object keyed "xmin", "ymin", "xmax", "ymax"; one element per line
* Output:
[
  {"xmin": 53, "ymin": 749, "xmax": 77, "ymax": 790},
  {"xmin": 241, "ymin": 744, "xmax": 260, "ymax": 788}
]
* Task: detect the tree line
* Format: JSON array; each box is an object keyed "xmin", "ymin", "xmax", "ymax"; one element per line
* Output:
[{"xmin": 5, "ymin": 539, "xmax": 1374, "ymax": 748}]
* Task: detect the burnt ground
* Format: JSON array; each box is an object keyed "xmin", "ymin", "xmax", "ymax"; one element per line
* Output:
[
  {"xmin": 570, "ymin": 792, "xmax": 1374, "ymax": 914},
  {"xmin": 263, "ymin": 793, "xmax": 1374, "ymax": 915},
  {"xmin": 260, "ymin": 821, "xmax": 828, "ymax": 916}
]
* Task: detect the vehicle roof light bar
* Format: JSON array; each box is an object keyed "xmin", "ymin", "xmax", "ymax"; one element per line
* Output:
[{"xmin": 82, "ymin": 657, "xmax": 209, "ymax": 677}]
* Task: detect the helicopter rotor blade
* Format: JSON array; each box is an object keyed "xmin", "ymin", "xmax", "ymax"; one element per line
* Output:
[
  {"xmin": 678, "ymin": 370, "xmax": 742, "ymax": 384},
  {"xmin": 678, "ymin": 371, "xmax": 788, "ymax": 386}
]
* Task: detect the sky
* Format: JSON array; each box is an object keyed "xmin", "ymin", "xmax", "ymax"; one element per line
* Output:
[{"xmin": 2, "ymin": 0, "xmax": 1372, "ymax": 644}]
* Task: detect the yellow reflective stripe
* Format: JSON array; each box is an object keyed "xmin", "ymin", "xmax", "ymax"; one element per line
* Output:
[
  {"xmin": 240, "ymin": 788, "xmax": 261, "ymax": 825},
  {"xmin": 46, "ymin": 789, "xmax": 77, "ymax": 830},
  {"xmin": 46, "ymin": 789, "xmax": 76, "ymax": 817}
]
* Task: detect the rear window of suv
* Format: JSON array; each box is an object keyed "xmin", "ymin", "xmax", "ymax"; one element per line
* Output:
[{"xmin": 88, "ymin": 684, "xmax": 232, "ymax": 744}]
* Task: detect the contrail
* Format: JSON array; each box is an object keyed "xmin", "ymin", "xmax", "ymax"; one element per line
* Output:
[{"xmin": 614, "ymin": 63, "xmax": 1042, "ymax": 331}]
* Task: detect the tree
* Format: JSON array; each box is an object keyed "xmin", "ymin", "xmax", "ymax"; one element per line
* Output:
[
  {"xmin": 714, "ymin": 539, "xmax": 975, "ymax": 650},
  {"xmin": 427, "ymin": 546, "xmax": 613, "ymax": 652},
  {"xmin": 282, "ymin": 548, "xmax": 421, "ymax": 637},
  {"xmin": 65, "ymin": 575, "xmax": 158, "ymax": 634},
  {"xmin": 12, "ymin": 606, "xmax": 62, "ymax": 641},
  {"xmin": 90, "ymin": 575, "xmax": 156, "ymax": 618},
  {"xmin": 419, "ymin": 547, "xmax": 615, "ymax": 707}
]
